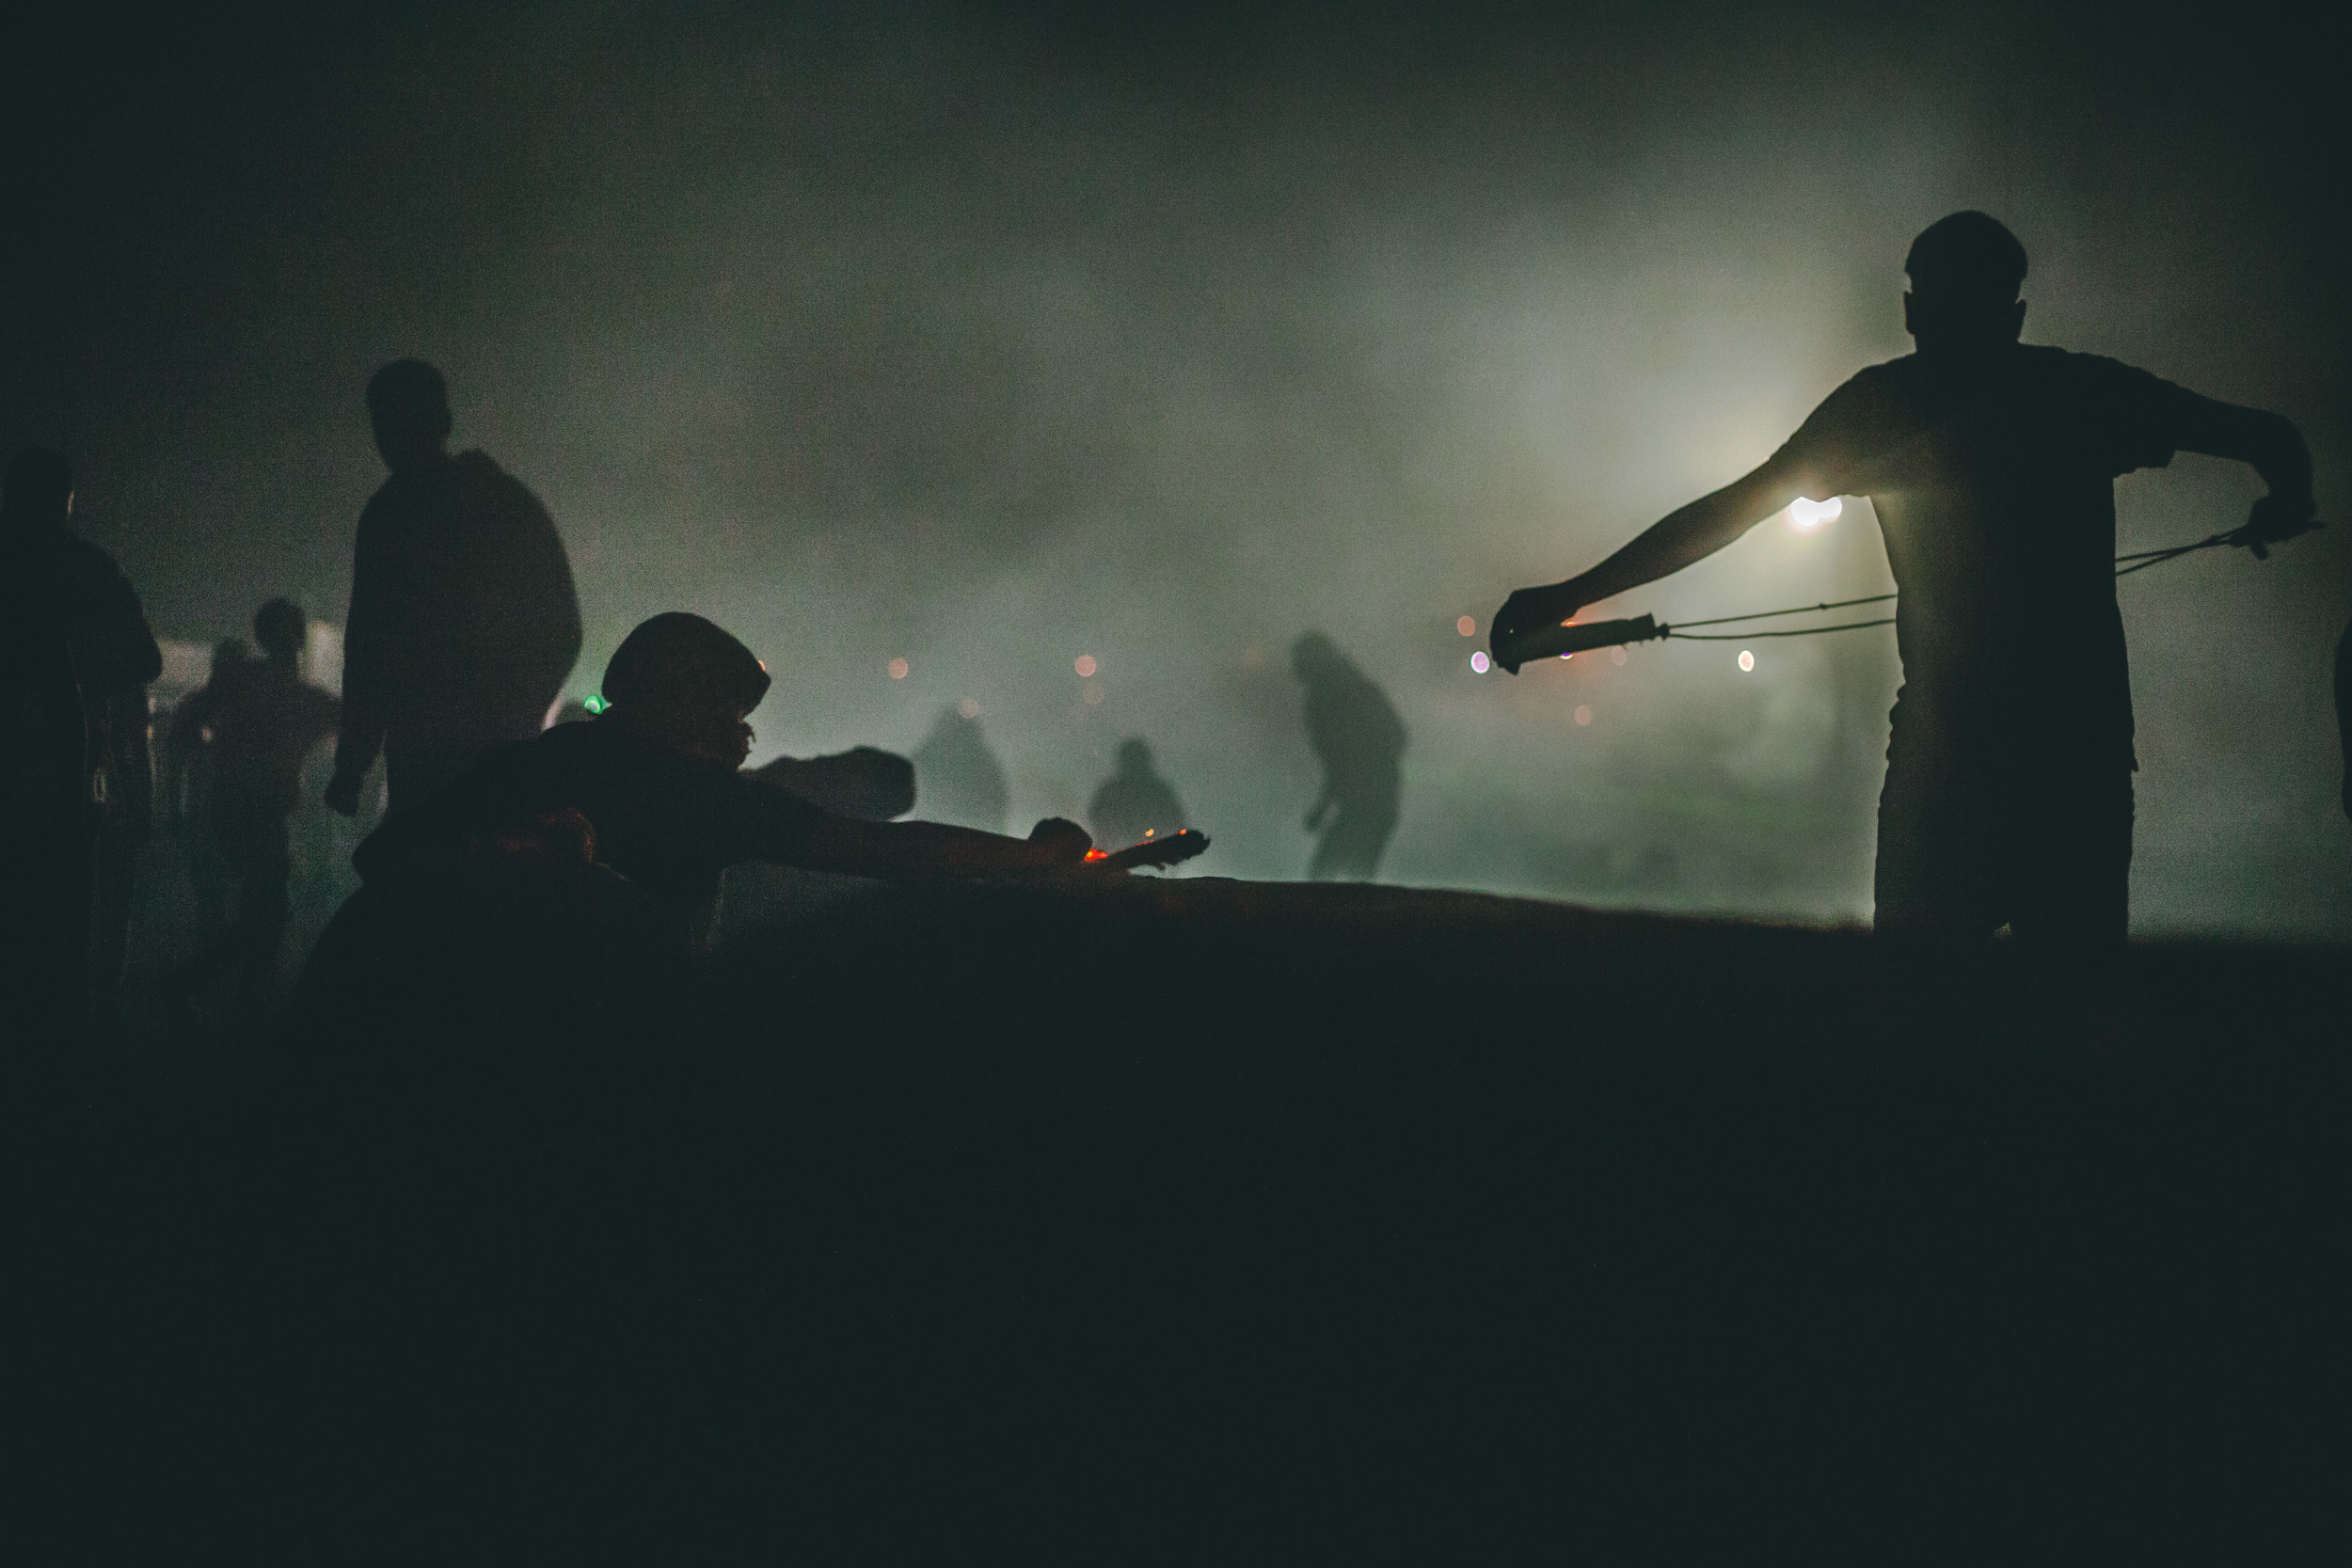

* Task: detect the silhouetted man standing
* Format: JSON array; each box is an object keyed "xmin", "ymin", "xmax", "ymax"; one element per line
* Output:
[
  {"xmin": 1089, "ymin": 737, "xmax": 1188, "ymax": 850},
  {"xmin": 163, "ymin": 600, "xmax": 341, "ymax": 1019},
  {"xmin": 1492, "ymin": 213, "xmax": 2315, "ymax": 950},
  {"xmin": 0, "ymin": 448, "xmax": 162, "ymax": 1033},
  {"xmin": 1294, "ymin": 632, "xmax": 1406, "ymax": 881},
  {"xmin": 326, "ymin": 360, "xmax": 580, "ymax": 817}
]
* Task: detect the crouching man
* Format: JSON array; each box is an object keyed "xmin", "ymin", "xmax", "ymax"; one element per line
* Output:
[{"xmin": 348, "ymin": 611, "xmax": 1094, "ymax": 952}]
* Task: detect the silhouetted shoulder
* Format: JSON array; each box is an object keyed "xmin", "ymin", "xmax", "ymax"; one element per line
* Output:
[
  {"xmin": 49, "ymin": 534, "xmax": 164, "ymax": 687},
  {"xmin": 453, "ymin": 450, "xmax": 550, "ymax": 515},
  {"xmin": 354, "ymin": 717, "xmax": 830, "ymax": 911},
  {"xmin": 1773, "ymin": 356, "xmax": 1921, "ymax": 497},
  {"xmin": 1777, "ymin": 346, "xmax": 2196, "ymax": 494},
  {"xmin": 2023, "ymin": 347, "xmax": 2195, "ymax": 476}
]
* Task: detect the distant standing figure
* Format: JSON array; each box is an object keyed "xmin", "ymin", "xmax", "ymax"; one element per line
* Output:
[
  {"xmin": 325, "ymin": 359, "xmax": 580, "ymax": 817},
  {"xmin": 1293, "ymin": 632, "xmax": 1406, "ymax": 881},
  {"xmin": 911, "ymin": 705, "xmax": 1010, "ymax": 833},
  {"xmin": 0, "ymin": 447, "xmax": 163, "ymax": 1021},
  {"xmin": 1088, "ymin": 737, "xmax": 1188, "ymax": 850},
  {"xmin": 163, "ymin": 638, "xmax": 257, "ymax": 936},
  {"xmin": 164, "ymin": 599, "xmax": 341, "ymax": 1017},
  {"xmin": 1, "ymin": 448, "xmax": 155, "ymax": 1045}
]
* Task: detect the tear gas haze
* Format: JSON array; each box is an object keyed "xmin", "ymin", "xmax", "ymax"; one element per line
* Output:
[{"xmin": 7, "ymin": 2, "xmax": 2344, "ymax": 936}]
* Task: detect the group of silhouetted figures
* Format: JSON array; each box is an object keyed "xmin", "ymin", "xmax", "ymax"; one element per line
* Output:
[
  {"xmin": 12, "ymin": 212, "xmax": 2350, "ymax": 1052},
  {"xmin": 7, "ymin": 359, "xmax": 1413, "ymax": 1046}
]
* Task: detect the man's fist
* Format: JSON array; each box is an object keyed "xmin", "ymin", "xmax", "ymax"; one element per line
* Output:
[
  {"xmin": 1489, "ymin": 581, "xmax": 1584, "ymax": 673},
  {"xmin": 323, "ymin": 774, "xmax": 362, "ymax": 818},
  {"xmin": 2233, "ymin": 493, "xmax": 2321, "ymax": 560}
]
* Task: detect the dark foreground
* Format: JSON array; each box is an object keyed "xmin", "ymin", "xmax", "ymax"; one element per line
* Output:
[{"xmin": 32, "ymin": 878, "xmax": 2347, "ymax": 1551}]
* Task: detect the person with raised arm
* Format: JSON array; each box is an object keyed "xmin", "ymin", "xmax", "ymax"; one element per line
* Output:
[{"xmin": 1490, "ymin": 214, "xmax": 2315, "ymax": 949}]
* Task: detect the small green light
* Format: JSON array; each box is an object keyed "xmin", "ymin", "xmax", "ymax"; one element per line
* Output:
[{"xmin": 583, "ymin": 693, "xmax": 608, "ymax": 714}]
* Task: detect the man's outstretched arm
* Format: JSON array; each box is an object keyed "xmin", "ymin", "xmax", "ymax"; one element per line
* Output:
[
  {"xmin": 1489, "ymin": 456, "xmax": 1810, "ymax": 671},
  {"xmin": 791, "ymin": 814, "xmax": 1094, "ymax": 880}
]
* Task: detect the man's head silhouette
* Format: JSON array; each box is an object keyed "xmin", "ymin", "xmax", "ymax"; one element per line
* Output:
[
  {"xmin": 1291, "ymin": 630, "xmax": 1341, "ymax": 679},
  {"xmin": 254, "ymin": 598, "xmax": 308, "ymax": 663},
  {"xmin": 366, "ymin": 359, "xmax": 454, "ymax": 474},
  {"xmin": 1903, "ymin": 212, "xmax": 2028, "ymax": 357},
  {"xmin": 601, "ymin": 611, "xmax": 771, "ymax": 768},
  {"xmin": 3, "ymin": 447, "xmax": 75, "ymax": 530}
]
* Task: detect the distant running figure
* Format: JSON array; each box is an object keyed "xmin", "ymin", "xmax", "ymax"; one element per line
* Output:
[
  {"xmin": 325, "ymin": 359, "xmax": 580, "ymax": 816},
  {"xmin": 1293, "ymin": 632, "xmax": 1406, "ymax": 881},
  {"xmin": 1491, "ymin": 213, "xmax": 2315, "ymax": 950},
  {"xmin": 1088, "ymin": 737, "xmax": 1188, "ymax": 851}
]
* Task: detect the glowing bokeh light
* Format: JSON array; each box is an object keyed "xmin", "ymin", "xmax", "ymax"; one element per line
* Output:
[
  {"xmin": 582, "ymin": 693, "xmax": 608, "ymax": 714},
  {"xmin": 1573, "ymin": 705, "xmax": 1593, "ymax": 726},
  {"xmin": 1082, "ymin": 680, "xmax": 1105, "ymax": 705},
  {"xmin": 1609, "ymin": 646, "xmax": 1628, "ymax": 666},
  {"xmin": 887, "ymin": 657, "xmax": 909, "ymax": 680},
  {"xmin": 1470, "ymin": 650, "xmax": 1490, "ymax": 673},
  {"xmin": 1073, "ymin": 655, "xmax": 1098, "ymax": 677},
  {"xmin": 958, "ymin": 697, "xmax": 981, "ymax": 719},
  {"xmin": 1738, "ymin": 649, "xmax": 1755, "ymax": 673},
  {"xmin": 1788, "ymin": 496, "xmax": 1843, "ymax": 530},
  {"xmin": 1456, "ymin": 615, "xmax": 1476, "ymax": 637}
]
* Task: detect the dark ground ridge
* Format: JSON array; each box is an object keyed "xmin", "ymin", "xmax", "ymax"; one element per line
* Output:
[{"xmin": 30, "ymin": 878, "xmax": 2347, "ymax": 1549}]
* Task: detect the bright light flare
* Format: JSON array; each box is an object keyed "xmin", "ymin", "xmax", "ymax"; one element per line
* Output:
[
  {"xmin": 1456, "ymin": 615, "xmax": 1476, "ymax": 637},
  {"xmin": 1738, "ymin": 649, "xmax": 1755, "ymax": 673},
  {"xmin": 1788, "ymin": 496, "xmax": 1843, "ymax": 531},
  {"xmin": 887, "ymin": 657, "xmax": 909, "ymax": 680},
  {"xmin": 1073, "ymin": 655, "xmax": 1098, "ymax": 677},
  {"xmin": 1470, "ymin": 650, "xmax": 1490, "ymax": 673}
]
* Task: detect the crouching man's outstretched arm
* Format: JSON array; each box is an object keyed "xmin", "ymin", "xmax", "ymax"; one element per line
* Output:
[{"xmin": 789, "ymin": 813, "xmax": 1095, "ymax": 880}]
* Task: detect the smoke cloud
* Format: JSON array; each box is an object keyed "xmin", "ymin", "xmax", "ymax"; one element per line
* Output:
[{"xmin": 8, "ymin": 4, "xmax": 2345, "ymax": 934}]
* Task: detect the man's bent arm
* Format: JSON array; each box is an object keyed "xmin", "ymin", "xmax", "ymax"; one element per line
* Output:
[
  {"xmin": 1490, "ymin": 457, "xmax": 1808, "ymax": 668},
  {"xmin": 2169, "ymin": 394, "xmax": 2312, "ymax": 503}
]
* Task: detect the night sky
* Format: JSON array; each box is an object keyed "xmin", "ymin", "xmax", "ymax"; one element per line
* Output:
[{"xmin": 7, "ymin": 2, "xmax": 2346, "ymax": 935}]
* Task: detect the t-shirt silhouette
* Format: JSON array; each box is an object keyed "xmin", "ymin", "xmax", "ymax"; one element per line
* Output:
[
  {"xmin": 1773, "ymin": 345, "xmax": 2199, "ymax": 768},
  {"xmin": 355, "ymin": 718, "xmax": 824, "ymax": 938},
  {"xmin": 173, "ymin": 660, "xmax": 341, "ymax": 817},
  {"xmin": 338, "ymin": 449, "xmax": 580, "ymax": 784}
]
